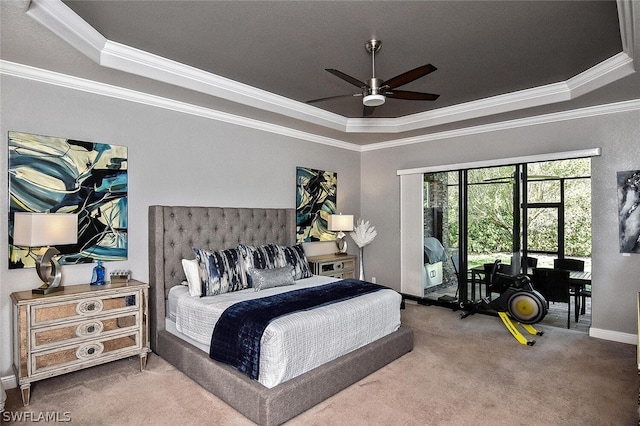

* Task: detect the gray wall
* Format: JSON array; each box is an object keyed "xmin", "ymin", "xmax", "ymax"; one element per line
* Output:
[
  {"xmin": 361, "ymin": 110, "xmax": 640, "ymax": 338},
  {"xmin": 0, "ymin": 75, "xmax": 361, "ymax": 378},
  {"xmin": 2, "ymin": 63, "xmax": 639, "ymax": 382}
]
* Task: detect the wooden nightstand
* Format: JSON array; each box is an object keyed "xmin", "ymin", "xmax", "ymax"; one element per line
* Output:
[
  {"xmin": 307, "ymin": 254, "xmax": 357, "ymax": 279},
  {"xmin": 11, "ymin": 280, "xmax": 150, "ymax": 406}
]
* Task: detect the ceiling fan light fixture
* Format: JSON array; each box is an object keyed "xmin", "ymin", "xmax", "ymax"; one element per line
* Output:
[{"xmin": 363, "ymin": 94, "xmax": 385, "ymax": 107}]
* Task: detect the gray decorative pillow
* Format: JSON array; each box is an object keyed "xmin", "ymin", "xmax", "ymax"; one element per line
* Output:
[
  {"xmin": 193, "ymin": 247, "xmax": 246, "ymax": 296},
  {"xmin": 250, "ymin": 265, "xmax": 295, "ymax": 291}
]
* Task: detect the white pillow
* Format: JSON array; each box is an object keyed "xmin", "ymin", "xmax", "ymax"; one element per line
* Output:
[{"xmin": 182, "ymin": 259, "xmax": 201, "ymax": 297}]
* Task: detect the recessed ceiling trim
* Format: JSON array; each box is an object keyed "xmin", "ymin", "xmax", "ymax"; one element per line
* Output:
[
  {"xmin": 26, "ymin": 0, "xmax": 106, "ymax": 63},
  {"xmin": 352, "ymin": 53, "xmax": 635, "ymax": 134},
  {"xmin": 100, "ymin": 40, "xmax": 350, "ymax": 133},
  {"xmin": 3, "ymin": 59, "xmax": 639, "ymax": 156},
  {"xmin": 25, "ymin": 0, "xmax": 350, "ymax": 132},
  {"xmin": 617, "ymin": 0, "xmax": 635, "ymax": 54},
  {"xmin": 567, "ymin": 52, "xmax": 635, "ymax": 98},
  {"xmin": 0, "ymin": 59, "xmax": 360, "ymax": 152},
  {"xmin": 349, "ymin": 81, "xmax": 573, "ymax": 133},
  {"xmin": 363, "ymin": 98, "xmax": 640, "ymax": 152},
  {"xmin": 23, "ymin": 0, "xmax": 638, "ymax": 136}
]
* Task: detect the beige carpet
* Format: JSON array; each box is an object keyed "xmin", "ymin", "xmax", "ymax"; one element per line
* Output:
[{"xmin": 3, "ymin": 303, "xmax": 638, "ymax": 425}]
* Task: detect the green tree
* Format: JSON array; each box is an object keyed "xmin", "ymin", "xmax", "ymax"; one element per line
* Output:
[{"xmin": 444, "ymin": 159, "xmax": 591, "ymax": 257}]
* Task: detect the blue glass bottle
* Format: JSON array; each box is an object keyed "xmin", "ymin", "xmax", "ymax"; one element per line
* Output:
[{"xmin": 91, "ymin": 260, "xmax": 105, "ymax": 285}]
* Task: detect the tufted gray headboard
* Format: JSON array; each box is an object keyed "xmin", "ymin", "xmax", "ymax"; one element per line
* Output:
[{"xmin": 148, "ymin": 205, "xmax": 296, "ymax": 351}]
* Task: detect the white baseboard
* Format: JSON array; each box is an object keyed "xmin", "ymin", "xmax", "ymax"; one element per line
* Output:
[
  {"xmin": 589, "ymin": 328, "xmax": 637, "ymax": 345},
  {"xmin": 1, "ymin": 375, "xmax": 17, "ymax": 390}
]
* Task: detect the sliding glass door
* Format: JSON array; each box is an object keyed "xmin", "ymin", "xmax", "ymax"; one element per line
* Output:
[{"xmin": 400, "ymin": 157, "xmax": 591, "ymax": 308}]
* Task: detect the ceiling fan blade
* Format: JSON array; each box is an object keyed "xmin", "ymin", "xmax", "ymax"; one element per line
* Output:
[
  {"xmin": 385, "ymin": 90, "xmax": 440, "ymax": 101},
  {"xmin": 326, "ymin": 69, "xmax": 368, "ymax": 89},
  {"xmin": 384, "ymin": 64, "xmax": 437, "ymax": 89},
  {"xmin": 307, "ymin": 93, "xmax": 362, "ymax": 104},
  {"xmin": 363, "ymin": 105, "xmax": 376, "ymax": 117}
]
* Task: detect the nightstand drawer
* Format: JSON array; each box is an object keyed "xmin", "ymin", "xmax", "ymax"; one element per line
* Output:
[
  {"xmin": 30, "ymin": 292, "xmax": 139, "ymax": 327},
  {"xmin": 31, "ymin": 331, "xmax": 141, "ymax": 376},
  {"xmin": 319, "ymin": 259, "xmax": 355, "ymax": 274},
  {"xmin": 325, "ymin": 271, "xmax": 350, "ymax": 279},
  {"xmin": 31, "ymin": 312, "xmax": 139, "ymax": 350}
]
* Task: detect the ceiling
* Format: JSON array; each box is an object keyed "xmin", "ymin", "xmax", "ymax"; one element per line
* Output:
[{"xmin": 2, "ymin": 1, "xmax": 639, "ymax": 146}]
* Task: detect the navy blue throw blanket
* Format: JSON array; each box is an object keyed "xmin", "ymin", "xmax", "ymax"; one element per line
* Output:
[{"xmin": 209, "ymin": 279, "xmax": 388, "ymax": 380}]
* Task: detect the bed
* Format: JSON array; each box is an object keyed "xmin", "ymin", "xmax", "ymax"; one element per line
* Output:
[{"xmin": 148, "ymin": 206, "xmax": 414, "ymax": 426}]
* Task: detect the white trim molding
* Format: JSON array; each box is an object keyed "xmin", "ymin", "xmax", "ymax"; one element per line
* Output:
[
  {"xmin": 397, "ymin": 148, "xmax": 602, "ymax": 176},
  {"xmin": 23, "ymin": 0, "xmax": 639, "ymax": 135},
  {"xmin": 3, "ymin": 60, "xmax": 640, "ymax": 155},
  {"xmin": 589, "ymin": 328, "xmax": 638, "ymax": 345},
  {"xmin": 0, "ymin": 60, "xmax": 359, "ymax": 152}
]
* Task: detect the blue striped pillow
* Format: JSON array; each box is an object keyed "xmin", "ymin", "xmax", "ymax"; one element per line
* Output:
[
  {"xmin": 278, "ymin": 244, "xmax": 312, "ymax": 280},
  {"xmin": 237, "ymin": 244, "xmax": 281, "ymax": 288},
  {"xmin": 193, "ymin": 247, "xmax": 246, "ymax": 296}
]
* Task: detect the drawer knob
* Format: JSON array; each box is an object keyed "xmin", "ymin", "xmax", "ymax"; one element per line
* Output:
[
  {"xmin": 76, "ymin": 299, "xmax": 104, "ymax": 316},
  {"xmin": 76, "ymin": 321, "xmax": 104, "ymax": 337},
  {"xmin": 76, "ymin": 342, "xmax": 104, "ymax": 360}
]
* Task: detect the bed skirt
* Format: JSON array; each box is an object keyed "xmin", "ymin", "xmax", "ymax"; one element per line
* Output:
[{"xmin": 156, "ymin": 325, "xmax": 413, "ymax": 426}]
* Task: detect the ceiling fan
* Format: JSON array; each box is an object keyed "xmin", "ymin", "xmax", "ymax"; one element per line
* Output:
[{"xmin": 307, "ymin": 39, "xmax": 439, "ymax": 116}]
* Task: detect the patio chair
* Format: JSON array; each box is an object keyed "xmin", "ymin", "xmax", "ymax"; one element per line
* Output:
[
  {"xmin": 508, "ymin": 255, "xmax": 538, "ymax": 274},
  {"xmin": 554, "ymin": 258, "xmax": 590, "ymax": 316},
  {"xmin": 532, "ymin": 267, "xmax": 572, "ymax": 329}
]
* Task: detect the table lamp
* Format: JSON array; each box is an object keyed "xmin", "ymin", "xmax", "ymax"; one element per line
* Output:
[
  {"xmin": 328, "ymin": 214, "xmax": 354, "ymax": 254},
  {"xmin": 13, "ymin": 212, "xmax": 78, "ymax": 294}
]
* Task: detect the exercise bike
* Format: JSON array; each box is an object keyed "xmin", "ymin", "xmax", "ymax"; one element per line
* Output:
[{"xmin": 460, "ymin": 261, "xmax": 548, "ymax": 346}]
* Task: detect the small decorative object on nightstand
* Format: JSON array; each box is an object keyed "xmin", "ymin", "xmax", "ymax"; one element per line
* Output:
[
  {"xmin": 307, "ymin": 254, "xmax": 356, "ymax": 279},
  {"xmin": 11, "ymin": 280, "xmax": 150, "ymax": 406},
  {"xmin": 90, "ymin": 260, "xmax": 106, "ymax": 285},
  {"xmin": 110, "ymin": 270, "xmax": 131, "ymax": 284}
]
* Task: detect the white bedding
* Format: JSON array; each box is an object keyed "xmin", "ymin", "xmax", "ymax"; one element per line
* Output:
[{"xmin": 167, "ymin": 275, "xmax": 401, "ymax": 388}]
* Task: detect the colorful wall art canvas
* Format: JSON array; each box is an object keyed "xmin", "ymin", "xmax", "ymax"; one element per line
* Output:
[
  {"xmin": 8, "ymin": 131, "xmax": 128, "ymax": 268},
  {"xmin": 617, "ymin": 169, "xmax": 640, "ymax": 254},
  {"xmin": 296, "ymin": 166, "xmax": 337, "ymax": 242}
]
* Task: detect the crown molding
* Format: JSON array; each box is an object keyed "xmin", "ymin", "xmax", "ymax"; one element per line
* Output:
[
  {"xmin": 24, "ymin": 0, "xmax": 638, "ymax": 135},
  {"xmin": 361, "ymin": 98, "xmax": 640, "ymax": 152},
  {"xmin": 25, "ymin": 0, "xmax": 350, "ymax": 132},
  {"xmin": 99, "ymin": 40, "xmax": 350, "ymax": 133},
  {"xmin": 0, "ymin": 60, "xmax": 359, "ymax": 152},
  {"xmin": 3, "ymin": 60, "xmax": 640, "ymax": 155},
  {"xmin": 617, "ymin": 0, "xmax": 635, "ymax": 55},
  {"xmin": 26, "ymin": 0, "xmax": 106, "ymax": 63}
]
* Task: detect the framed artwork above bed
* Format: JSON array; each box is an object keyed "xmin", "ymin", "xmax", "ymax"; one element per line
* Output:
[
  {"xmin": 295, "ymin": 166, "xmax": 337, "ymax": 242},
  {"xmin": 8, "ymin": 131, "xmax": 128, "ymax": 269}
]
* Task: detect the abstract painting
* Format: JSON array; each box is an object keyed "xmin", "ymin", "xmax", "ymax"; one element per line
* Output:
[
  {"xmin": 617, "ymin": 169, "xmax": 640, "ymax": 254},
  {"xmin": 9, "ymin": 131, "xmax": 128, "ymax": 268},
  {"xmin": 296, "ymin": 166, "xmax": 337, "ymax": 242}
]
